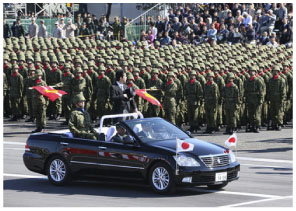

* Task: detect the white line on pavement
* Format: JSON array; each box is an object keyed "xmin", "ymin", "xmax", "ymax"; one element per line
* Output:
[
  {"xmin": 194, "ymin": 188, "xmax": 281, "ymax": 199},
  {"xmin": 4, "ymin": 148, "xmax": 25, "ymax": 151},
  {"xmin": 220, "ymin": 195, "xmax": 293, "ymax": 207},
  {"xmin": 4, "ymin": 173, "xmax": 47, "ymax": 179},
  {"xmin": 3, "ymin": 141, "xmax": 25, "ymax": 145},
  {"xmin": 3, "ymin": 173, "xmax": 289, "ymax": 200},
  {"xmin": 237, "ymin": 157, "xmax": 293, "ymax": 164},
  {"xmin": 240, "ymin": 163, "xmax": 293, "ymax": 169}
]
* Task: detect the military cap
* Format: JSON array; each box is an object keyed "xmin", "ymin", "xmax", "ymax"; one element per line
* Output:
[
  {"xmin": 249, "ymin": 66, "xmax": 257, "ymax": 72},
  {"xmin": 167, "ymin": 71, "xmax": 175, "ymax": 77},
  {"xmin": 207, "ymin": 72, "xmax": 215, "ymax": 77},
  {"xmin": 227, "ymin": 72, "xmax": 235, "ymax": 78},
  {"xmin": 151, "ymin": 69, "xmax": 159, "ymax": 74},
  {"xmin": 133, "ymin": 67, "xmax": 140, "ymax": 73},
  {"xmin": 13, "ymin": 64, "xmax": 19, "ymax": 69},
  {"xmin": 213, "ymin": 64, "xmax": 220, "ymax": 71},
  {"xmin": 99, "ymin": 65, "xmax": 106, "ymax": 71},
  {"xmin": 122, "ymin": 61, "xmax": 128, "ymax": 66},
  {"xmin": 75, "ymin": 67, "xmax": 83, "ymax": 73},
  {"xmin": 127, "ymin": 73, "xmax": 134, "ymax": 81},
  {"xmin": 73, "ymin": 94, "xmax": 86, "ymax": 104},
  {"xmin": 189, "ymin": 70, "xmax": 196, "ymax": 75},
  {"xmin": 273, "ymin": 65, "xmax": 281, "ymax": 72},
  {"xmin": 64, "ymin": 63, "xmax": 71, "ymax": 69},
  {"xmin": 28, "ymin": 66, "xmax": 36, "ymax": 71}
]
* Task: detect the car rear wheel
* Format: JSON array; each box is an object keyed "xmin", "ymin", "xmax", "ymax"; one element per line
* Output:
[
  {"xmin": 46, "ymin": 156, "xmax": 70, "ymax": 186},
  {"xmin": 149, "ymin": 162, "xmax": 175, "ymax": 194},
  {"xmin": 207, "ymin": 182, "xmax": 228, "ymax": 190}
]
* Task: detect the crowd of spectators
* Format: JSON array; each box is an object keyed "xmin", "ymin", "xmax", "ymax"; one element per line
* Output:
[{"xmin": 3, "ymin": 3, "xmax": 293, "ymax": 47}]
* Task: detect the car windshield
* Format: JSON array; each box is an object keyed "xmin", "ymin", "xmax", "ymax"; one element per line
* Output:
[{"xmin": 125, "ymin": 118, "xmax": 190, "ymax": 143}]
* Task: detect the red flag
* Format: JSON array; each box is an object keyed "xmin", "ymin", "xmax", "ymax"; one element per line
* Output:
[
  {"xmin": 135, "ymin": 89, "xmax": 162, "ymax": 109},
  {"xmin": 33, "ymin": 86, "xmax": 68, "ymax": 102},
  {"xmin": 225, "ymin": 133, "xmax": 237, "ymax": 147}
]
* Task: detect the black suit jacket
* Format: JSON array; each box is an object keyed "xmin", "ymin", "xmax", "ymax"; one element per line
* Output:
[{"xmin": 110, "ymin": 83, "xmax": 137, "ymax": 115}]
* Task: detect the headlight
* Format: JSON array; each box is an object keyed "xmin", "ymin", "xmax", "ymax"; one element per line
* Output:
[
  {"xmin": 173, "ymin": 155, "xmax": 200, "ymax": 167},
  {"xmin": 229, "ymin": 150, "xmax": 236, "ymax": 163}
]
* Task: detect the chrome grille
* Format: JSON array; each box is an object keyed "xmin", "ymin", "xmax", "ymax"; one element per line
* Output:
[{"xmin": 199, "ymin": 154, "xmax": 230, "ymax": 168}]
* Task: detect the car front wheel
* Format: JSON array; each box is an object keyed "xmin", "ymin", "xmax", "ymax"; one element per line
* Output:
[
  {"xmin": 46, "ymin": 156, "xmax": 70, "ymax": 186},
  {"xmin": 149, "ymin": 162, "xmax": 175, "ymax": 194}
]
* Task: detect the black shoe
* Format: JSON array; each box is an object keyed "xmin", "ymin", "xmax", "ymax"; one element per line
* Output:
[
  {"xmin": 55, "ymin": 114, "xmax": 61, "ymax": 120},
  {"xmin": 25, "ymin": 117, "xmax": 34, "ymax": 122},
  {"xmin": 48, "ymin": 115, "xmax": 54, "ymax": 120},
  {"xmin": 4, "ymin": 113, "xmax": 10, "ymax": 118},
  {"xmin": 255, "ymin": 127, "xmax": 260, "ymax": 133},
  {"xmin": 9, "ymin": 116, "xmax": 18, "ymax": 121},
  {"xmin": 276, "ymin": 125, "xmax": 282, "ymax": 131},
  {"xmin": 21, "ymin": 114, "xmax": 27, "ymax": 119},
  {"xmin": 32, "ymin": 127, "xmax": 42, "ymax": 133},
  {"xmin": 61, "ymin": 121, "xmax": 68, "ymax": 126}
]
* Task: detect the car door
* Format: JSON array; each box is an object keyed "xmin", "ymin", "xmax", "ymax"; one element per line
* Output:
[
  {"xmin": 96, "ymin": 134, "xmax": 149, "ymax": 178},
  {"xmin": 59, "ymin": 135, "xmax": 104, "ymax": 172}
]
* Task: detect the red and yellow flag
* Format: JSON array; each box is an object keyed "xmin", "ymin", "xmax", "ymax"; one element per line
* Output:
[
  {"xmin": 33, "ymin": 86, "xmax": 68, "ymax": 102},
  {"xmin": 135, "ymin": 89, "xmax": 162, "ymax": 109}
]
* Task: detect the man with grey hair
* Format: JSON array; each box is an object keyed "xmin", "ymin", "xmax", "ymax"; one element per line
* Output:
[
  {"xmin": 260, "ymin": 10, "xmax": 276, "ymax": 35},
  {"xmin": 38, "ymin": 20, "xmax": 48, "ymax": 38},
  {"xmin": 28, "ymin": 17, "xmax": 39, "ymax": 38},
  {"xmin": 63, "ymin": 19, "xmax": 77, "ymax": 38},
  {"xmin": 53, "ymin": 21, "xmax": 62, "ymax": 38}
]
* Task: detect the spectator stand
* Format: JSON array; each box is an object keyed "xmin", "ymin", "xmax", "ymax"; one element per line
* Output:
[
  {"xmin": 124, "ymin": 3, "xmax": 167, "ymax": 41},
  {"xmin": 5, "ymin": 3, "xmax": 75, "ymax": 37}
]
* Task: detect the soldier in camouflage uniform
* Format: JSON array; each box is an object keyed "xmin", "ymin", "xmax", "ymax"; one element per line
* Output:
[
  {"xmin": 3, "ymin": 54, "xmax": 12, "ymax": 117},
  {"xmin": 184, "ymin": 70, "xmax": 203, "ymax": 132},
  {"xmin": 46, "ymin": 59, "xmax": 62, "ymax": 120},
  {"xmin": 32, "ymin": 69, "xmax": 48, "ymax": 133},
  {"xmin": 267, "ymin": 65, "xmax": 286, "ymax": 130},
  {"xmin": 24, "ymin": 66, "xmax": 36, "ymax": 122},
  {"xmin": 204, "ymin": 72, "xmax": 219, "ymax": 134},
  {"xmin": 69, "ymin": 94, "xmax": 99, "ymax": 140},
  {"xmin": 245, "ymin": 66, "xmax": 264, "ymax": 133},
  {"xmin": 93, "ymin": 65, "xmax": 111, "ymax": 122},
  {"xmin": 9, "ymin": 64, "xmax": 24, "ymax": 121},
  {"xmin": 162, "ymin": 72, "xmax": 178, "ymax": 124},
  {"xmin": 133, "ymin": 68, "xmax": 145, "ymax": 113},
  {"xmin": 55, "ymin": 64, "xmax": 74, "ymax": 125},
  {"xmin": 213, "ymin": 64, "xmax": 225, "ymax": 130},
  {"xmin": 282, "ymin": 61, "xmax": 293, "ymax": 124},
  {"xmin": 82, "ymin": 64, "xmax": 93, "ymax": 111},
  {"xmin": 147, "ymin": 69, "xmax": 163, "ymax": 118},
  {"xmin": 222, "ymin": 72, "xmax": 239, "ymax": 134},
  {"xmin": 71, "ymin": 67, "xmax": 86, "ymax": 104}
]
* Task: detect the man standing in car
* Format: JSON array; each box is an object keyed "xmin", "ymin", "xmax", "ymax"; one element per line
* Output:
[{"xmin": 110, "ymin": 70, "xmax": 138, "ymax": 123}]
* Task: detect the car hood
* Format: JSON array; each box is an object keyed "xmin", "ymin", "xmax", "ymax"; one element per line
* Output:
[{"xmin": 145, "ymin": 138, "xmax": 226, "ymax": 156}]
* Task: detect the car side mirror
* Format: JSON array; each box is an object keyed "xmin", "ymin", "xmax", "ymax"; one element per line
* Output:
[{"xmin": 186, "ymin": 131, "xmax": 192, "ymax": 136}]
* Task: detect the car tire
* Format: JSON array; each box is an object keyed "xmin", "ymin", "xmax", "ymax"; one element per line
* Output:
[
  {"xmin": 149, "ymin": 162, "xmax": 175, "ymax": 194},
  {"xmin": 207, "ymin": 182, "xmax": 228, "ymax": 190},
  {"xmin": 46, "ymin": 156, "xmax": 70, "ymax": 186}
]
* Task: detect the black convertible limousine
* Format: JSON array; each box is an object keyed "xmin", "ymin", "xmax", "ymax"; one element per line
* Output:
[{"xmin": 23, "ymin": 113, "xmax": 240, "ymax": 194}]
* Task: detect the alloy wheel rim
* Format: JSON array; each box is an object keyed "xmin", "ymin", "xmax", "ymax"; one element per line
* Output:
[
  {"xmin": 152, "ymin": 167, "xmax": 169, "ymax": 190},
  {"xmin": 49, "ymin": 159, "xmax": 66, "ymax": 182}
]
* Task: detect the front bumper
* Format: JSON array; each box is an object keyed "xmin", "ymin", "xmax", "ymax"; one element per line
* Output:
[{"xmin": 175, "ymin": 164, "xmax": 240, "ymax": 186}]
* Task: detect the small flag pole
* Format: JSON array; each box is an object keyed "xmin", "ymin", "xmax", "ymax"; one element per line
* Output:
[
  {"xmin": 176, "ymin": 138, "xmax": 179, "ymax": 175},
  {"xmin": 234, "ymin": 133, "xmax": 238, "ymax": 157}
]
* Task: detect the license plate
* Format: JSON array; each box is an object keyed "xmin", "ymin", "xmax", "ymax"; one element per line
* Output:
[{"xmin": 215, "ymin": 172, "xmax": 227, "ymax": 182}]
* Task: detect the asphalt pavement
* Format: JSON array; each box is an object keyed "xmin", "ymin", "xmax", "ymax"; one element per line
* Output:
[{"xmin": 3, "ymin": 117, "xmax": 293, "ymax": 207}]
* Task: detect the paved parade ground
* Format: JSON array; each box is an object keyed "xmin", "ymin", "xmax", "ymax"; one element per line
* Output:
[{"xmin": 3, "ymin": 118, "xmax": 293, "ymax": 207}]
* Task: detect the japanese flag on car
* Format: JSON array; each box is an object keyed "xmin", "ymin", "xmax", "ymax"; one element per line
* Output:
[
  {"xmin": 225, "ymin": 133, "xmax": 237, "ymax": 147},
  {"xmin": 176, "ymin": 138, "xmax": 194, "ymax": 153}
]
